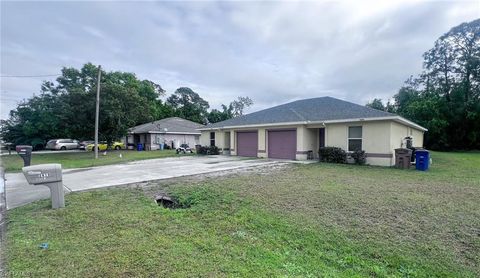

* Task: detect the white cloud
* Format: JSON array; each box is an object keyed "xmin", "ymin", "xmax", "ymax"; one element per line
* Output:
[{"xmin": 1, "ymin": 0, "xmax": 478, "ymax": 119}]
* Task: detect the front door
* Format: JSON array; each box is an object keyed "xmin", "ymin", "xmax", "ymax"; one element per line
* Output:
[{"xmin": 319, "ymin": 128, "xmax": 325, "ymax": 148}]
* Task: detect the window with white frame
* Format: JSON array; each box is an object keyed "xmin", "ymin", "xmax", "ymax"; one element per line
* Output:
[{"xmin": 348, "ymin": 126, "xmax": 362, "ymax": 152}]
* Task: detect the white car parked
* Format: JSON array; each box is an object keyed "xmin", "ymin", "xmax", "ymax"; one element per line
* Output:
[{"xmin": 45, "ymin": 139, "xmax": 79, "ymax": 150}]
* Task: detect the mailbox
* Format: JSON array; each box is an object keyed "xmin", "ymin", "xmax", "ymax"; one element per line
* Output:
[
  {"xmin": 22, "ymin": 164, "xmax": 65, "ymax": 209},
  {"xmin": 16, "ymin": 145, "xmax": 33, "ymax": 167}
]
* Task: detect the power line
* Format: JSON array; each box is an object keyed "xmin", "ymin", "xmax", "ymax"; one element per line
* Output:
[{"xmin": 0, "ymin": 74, "xmax": 60, "ymax": 78}]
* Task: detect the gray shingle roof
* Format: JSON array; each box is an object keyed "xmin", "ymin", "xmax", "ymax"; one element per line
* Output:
[
  {"xmin": 205, "ymin": 96, "xmax": 395, "ymax": 128},
  {"xmin": 129, "ymin": 117, "xmax": 204, "ymax": 134}
]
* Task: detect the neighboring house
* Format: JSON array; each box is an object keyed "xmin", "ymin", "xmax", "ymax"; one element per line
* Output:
[
  {"xmin": 127, "ymin": 117, "xmax": 203, "ymax": 150},
  {"xmin": 198, "ymin": 97, "xmax": 427, "ymax": 166}
]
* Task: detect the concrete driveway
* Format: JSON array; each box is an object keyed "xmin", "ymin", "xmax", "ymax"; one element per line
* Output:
[{"xmin": 5, "ymin": 156, "xmax": 282, "ymax": 209}]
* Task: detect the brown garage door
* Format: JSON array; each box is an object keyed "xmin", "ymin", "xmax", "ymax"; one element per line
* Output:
[
  {"xmin": 268, "ymin": 129, "xmax": 296, "ymax": 160},
  {"xmin": 237, "ymin": 131, "xmax": 258, "ymax": 157}
]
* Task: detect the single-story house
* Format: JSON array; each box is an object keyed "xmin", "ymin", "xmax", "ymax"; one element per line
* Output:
[
  {"xmin": 198, "ymin": 97, "xmax": 427, "ymax": 166},
  {"xmin": 127, "ymin": 117, "xmax": 203, "ymax": 150}
]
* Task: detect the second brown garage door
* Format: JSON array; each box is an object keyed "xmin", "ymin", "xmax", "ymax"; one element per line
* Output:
[
  {"xmin": 237, "ymin": 131, "xmax": 258, "ymax": 157},
  {"xmin": 268, "ymin": 130, "xmax": 297, "ymax": 160}
]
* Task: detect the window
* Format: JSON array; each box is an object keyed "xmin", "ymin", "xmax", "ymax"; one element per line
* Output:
[
  {"xmin": 348, "ymin": 126, "xmax": 362, "ymax": 152},
  {"xmin": 210, "ymin": 132, "xmax": 215, "ymax": 146}
]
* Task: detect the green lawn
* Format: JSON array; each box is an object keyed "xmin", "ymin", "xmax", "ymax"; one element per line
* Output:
[
  {"xmin": 0, "ymin": 150, "xmax": 181, "ymax": 172},
  {"xmin": 5, "ymin": 151, "xmax": 480, "ymax": 277}
]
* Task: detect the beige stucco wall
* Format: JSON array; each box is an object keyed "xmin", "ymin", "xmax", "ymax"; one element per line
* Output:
[
  {"xmin": 230, "ymin": 130, "xmax": 236, "ymax": 155},
  {"xmin": 325, "ymin": 123, "xmax": 348, "ymax": 150},
  {"xmin": 257, "ymin": 128, "xmax": 267, "ymax": 158},
  {"xmin": 295, "ymin": 126, "xmax": 317, "ymax": 160},
  {"xmin": 201, "ymin": 119, "xmax": 424, "ymax": 166},
  {"xmin": 322, "ymin": 120, "xmax": 424, "ymax": 166},
  {"xmin": 325, "ymin": 121, "xmax": 391, "ymax": 153},
  {"xmin": 215, "ymin": 131, "xmax": 225, "ymax": 150},
  {"xmin": 363, "ymin": 121, "xmax": 391, "ymax": 154},
  {"xmin": 390, "ymin": 122, "xmax": 424, "ymax": 149},
  {"xmin": 390, "ymin": 122, "xmax": 408, "ymax": 150},
  {"xmin": 390, "ymin": 122, "xmax": 425, "ymax": 166},
  {"xmin": 200, "ymin": 131, "xmax": 210, "ymax": 146},
  {"xmin": 325, "ymin": 121, "xmax": 392, "ymax": 166},
  {"xmin": 411, "ymin": 128, "xmax": 424, "ymax": 147}
]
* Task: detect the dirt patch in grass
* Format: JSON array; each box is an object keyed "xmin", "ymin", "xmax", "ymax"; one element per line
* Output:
[{"xmin": 137, "ymin": 152, "xmax": 480, "ymax": 275}]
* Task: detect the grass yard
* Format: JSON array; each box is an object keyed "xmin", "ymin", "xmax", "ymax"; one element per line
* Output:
[
  {"xmin": 0, "ymin": 150, "xmax": 180, "ymax": 172},
  {"xmin": 5, "ymin": 151, "xmax": 480, "ymax": 277}
]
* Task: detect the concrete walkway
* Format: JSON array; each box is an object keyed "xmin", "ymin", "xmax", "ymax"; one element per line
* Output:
[{"xmin": 5, "ymin": 156, "xmax": 282, "ymax": 209}]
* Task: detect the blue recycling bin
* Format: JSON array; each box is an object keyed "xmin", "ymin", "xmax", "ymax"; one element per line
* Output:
[
  {"xmin": 415, "ymin": 150, "xmax": 430, "ymax": 171},
  {"xmin": 137, "ymin": 143, "xmax": 144, "ymax": 151}
]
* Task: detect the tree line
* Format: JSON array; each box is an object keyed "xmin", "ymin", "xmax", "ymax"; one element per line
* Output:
[
  {"xmin": 0, "ymin": 63, "xmax": 252, "ymax": 148},
  {"xmin": 367, "ymin": 19, "xmax": 480, "ymax": 150}
]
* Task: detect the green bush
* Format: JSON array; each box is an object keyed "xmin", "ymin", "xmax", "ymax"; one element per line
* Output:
[
  {"xmin": 318, "ymin": 147, "xmax": 346, "ymax": 164},
  {"xmin": 208, "ymin": 146, "xmax": 220, "ymax": 155},
  {"xmin": 197, "ymin": 145, "xmax": 220, "ymax": 155},
  {"xmin": 351, "ymin": 150, "xmax": 366, "ymax": 165},
  {"xmin": 197, "ymin": 146, "xmax": 209, "ymax": 155}
]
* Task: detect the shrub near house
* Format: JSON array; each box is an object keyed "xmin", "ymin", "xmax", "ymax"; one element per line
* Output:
[
  {"xmin": 319, "ymin": 147, "xmax": 347, "ymax": 164},
  {"xmin": 197, "ymin": 146, "xmax": 220, "ymax": 155},
  {"xmin": 351, "ymin": 150, "xmax": 367, "ymax": 165},
  {"xmin": 318, "ymin": 147, "xmax": 367, "ymax": 165}
]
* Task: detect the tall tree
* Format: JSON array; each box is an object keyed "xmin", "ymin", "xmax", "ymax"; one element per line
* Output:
[
  {"xmin": 0, "ymin": 63, "xmax": 166, "ymax": 146},
  {"xmin": 230, "ymin": 96, "xmax": 253, "ymax": 117},
  {"xmin": 207, "ymin": 96, "xmax": 254, "ymax": 124},
  {"xmin": 207, "ymin": 105, "xmax": 233, "ymax": 123},
  {"xmin": 367, "ymin": 19, "xmax": 480, "ymax": 150},
  {"xmin": 166, "ymin": 87, "xmax": 210, "ymax": 123},
  {"xmin": 420, "ymin": 19, "xmax": 480, "ymax": 149},
  {"xmin": 366, "ymin": 98, "xmax": 386, "ymax": 111}
]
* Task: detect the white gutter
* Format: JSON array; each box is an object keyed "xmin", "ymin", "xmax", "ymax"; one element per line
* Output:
[
  {"xmin": 198, "ymin": 121, "xmax": 308, "ymax": 131},
  {"xmin": 197, "ymin": 116, "xmax": 428, "ymax": 132},
  {"xmin": 312, "ymin": 116, "xmax": 427, "ymax": 131},
  {"xmin": 128, "ymin": 131, "xmax": 201, "ymax": 135},
  {"xmin": 147, "ymin": 131, "xmax": 201, "ymax": 135},
  {"xmin": 394, "ymin": 116, "xmax": 428, "ymax": 131}
]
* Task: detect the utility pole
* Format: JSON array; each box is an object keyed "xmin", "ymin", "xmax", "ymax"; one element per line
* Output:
[{"xmin": 94, "ymin": 65, "xmax": 101, "ymax": 159}]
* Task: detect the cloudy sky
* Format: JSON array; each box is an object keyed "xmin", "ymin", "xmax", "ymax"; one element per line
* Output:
[{"xmin": 1, "ymin": 1, "xmax": 478, "ymax": 119}]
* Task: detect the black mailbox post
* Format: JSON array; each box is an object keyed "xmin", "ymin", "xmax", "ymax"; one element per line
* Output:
[{"xmin": 16, "ymin": 145, "xmax": 33, "ymax": 167}]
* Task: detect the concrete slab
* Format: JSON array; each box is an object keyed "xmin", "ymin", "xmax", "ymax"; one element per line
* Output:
[{"xmin": 5, "ymin": 156, "xmax": 282, "ymax": 209}]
